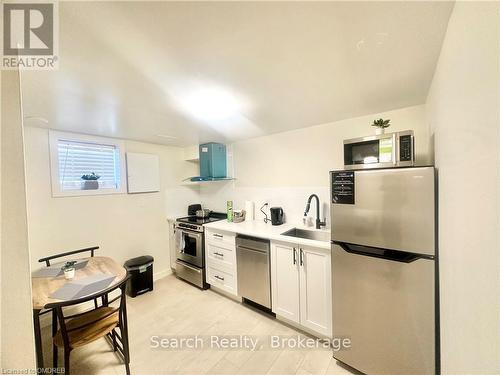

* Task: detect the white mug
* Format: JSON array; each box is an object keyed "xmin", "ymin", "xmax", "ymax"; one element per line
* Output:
[{"xmin": 64, "ymin": 268, "xmax": 75, "ymax": 280}]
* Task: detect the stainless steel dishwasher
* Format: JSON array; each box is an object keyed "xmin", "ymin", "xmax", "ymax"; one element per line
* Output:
[{"xmin": 236, "ymin": 235, "xmax": 271, "ymax": 309}]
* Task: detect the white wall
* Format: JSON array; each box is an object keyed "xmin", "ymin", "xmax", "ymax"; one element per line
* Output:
[
  {"xmin": 1, "ymin": 72, "xmax": 36, "ymax": 369},
  {"xmin": 24, "ymin": 126, "xmax": 199, "ymax": 278},
  {"xmin": 426, "ymin": 2, "xmax": 500, "ymax": 374},
  {"xmin": 200, "ymin": 105, "xmax": 431, "ymax": 225}
]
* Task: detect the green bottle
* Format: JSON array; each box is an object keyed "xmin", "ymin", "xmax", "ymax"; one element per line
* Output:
[{"xmin": 227, "ymin": 200, "xmax": 233, "ymax": 222}]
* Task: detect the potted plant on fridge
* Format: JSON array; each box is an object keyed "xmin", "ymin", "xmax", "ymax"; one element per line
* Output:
[
  {"xmin": 81, "ymin": 172, "xmax": 100, "ymax": 190},
  {"xmin": 372, "ymin": 118, "xmax": 391, "ymax": 135},
  {"xmin": 61, "ymin": 261, "xmax": 77, "ymax": 280}
]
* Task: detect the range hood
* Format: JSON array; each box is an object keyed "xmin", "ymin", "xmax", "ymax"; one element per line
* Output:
[{"xmin": 185, "ymin": 143, "xmax": 232, "ymax": 182}]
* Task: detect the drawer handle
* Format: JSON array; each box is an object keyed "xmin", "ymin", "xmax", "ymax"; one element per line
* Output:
[
  {"xmin": 213, "ymin": 234, "xmax": 223, "ymax": 238},
  {"xmin": 214, "ymin": 252, "xmax": 224, "ymax": 257},
  {"xmin": 214, "ymin": 275, "xmax": 225, "ymax": 281}
]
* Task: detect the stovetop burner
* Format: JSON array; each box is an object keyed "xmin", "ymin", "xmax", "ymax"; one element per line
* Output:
[{"xmin": 176, "ymin": 212, "xmax": 227, "ymax": 225}]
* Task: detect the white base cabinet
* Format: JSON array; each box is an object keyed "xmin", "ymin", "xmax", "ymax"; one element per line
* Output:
[
  {"xmin": 271, "ymin": 240, "xmax": 332, "ymax": 337},
  {"xmin": 271, "ymin": 241, "xmax": 300, "ymax": 322},
  {"xmin": 299, "ymin": 246, "xmax": 332, "ymax": 336},
  {"xmin": 205, "ymin": 229, "xmax": 238, "ymax": 296}
]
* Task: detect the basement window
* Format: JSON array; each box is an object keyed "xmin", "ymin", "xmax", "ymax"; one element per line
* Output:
[{"xmin": 49, "ymin": 131, "xmax": 126, "ymax": 197}]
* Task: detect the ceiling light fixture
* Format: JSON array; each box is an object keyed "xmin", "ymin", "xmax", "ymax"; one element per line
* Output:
[{"xmin": 179, "ymin": 88, "xmax": 240, "ymax": 122}]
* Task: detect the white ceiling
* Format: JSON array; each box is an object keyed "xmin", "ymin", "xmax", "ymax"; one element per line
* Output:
[{"xmin": 21, "ymin": 1, "xmax": 453, "ymax": 146}]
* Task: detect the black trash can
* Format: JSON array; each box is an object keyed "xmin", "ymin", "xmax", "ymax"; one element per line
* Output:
[{"xmin": 124, "ymin": 255, "xmax": 154, "ymax": 297}]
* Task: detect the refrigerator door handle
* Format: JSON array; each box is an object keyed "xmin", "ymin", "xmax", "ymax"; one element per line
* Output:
[{"xmin": 333, "ymin": 241, "xmax": 434, "ymax": 263}]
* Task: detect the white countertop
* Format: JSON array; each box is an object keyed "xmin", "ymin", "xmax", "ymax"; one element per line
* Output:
[{"xmin": 204, "ymin": 220, "xmax": 331, "ymax": 250}]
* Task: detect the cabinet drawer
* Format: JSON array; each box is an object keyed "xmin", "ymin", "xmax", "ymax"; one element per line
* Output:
[
  {"xmin": 206, "ymin": 229, "xmax": 235, "ymax": 246},
  {"xmin": 207, "ymin": 257, "xmax": 235, "ymax": 276},
  {"xmin": 207, "ymin": 266, "xmax": 237, "ymax": 295},
  {"xmin": 206, "ymin": 242, "xmax": 235, "ymax": 268}
]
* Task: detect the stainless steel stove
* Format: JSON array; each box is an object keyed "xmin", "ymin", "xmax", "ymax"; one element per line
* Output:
[{"xmin": 174, "ymin": 212, "xmax": 226, "ymax": 288}]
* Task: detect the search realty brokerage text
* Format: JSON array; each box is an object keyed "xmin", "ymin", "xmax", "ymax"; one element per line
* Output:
[
  {"xmin": 151, "ymin": 335, "xmax": 259, "ymax": 351},
  {"xmin": 150, "ymin": 335, "xmax": 352, "ymax": 351}
]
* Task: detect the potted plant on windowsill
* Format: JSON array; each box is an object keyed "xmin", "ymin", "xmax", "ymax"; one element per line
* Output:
[
  {"xmin": 81, "ymin": 172, "xmax": 101, "ymax": 190},
  {"xmin": 61, "ymin": 261, "xmax": 77, "ymax": 280},
  {"xmin": 372, "ymin": 118, "xmax": 391, "ymax": 135}
]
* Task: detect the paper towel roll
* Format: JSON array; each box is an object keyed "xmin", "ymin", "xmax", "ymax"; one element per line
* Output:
[{"xmin": 245, "ymin": 201, "xmax": 255, "ymax": 221}]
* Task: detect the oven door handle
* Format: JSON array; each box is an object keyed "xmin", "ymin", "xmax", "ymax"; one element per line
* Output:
[
  {"xmin": 183, "ymin": 231, "xmax": 203, "ymax": 240},
  {"xmin": 178, "ymin": 230, "xmax": 203, "ymax": 245}
]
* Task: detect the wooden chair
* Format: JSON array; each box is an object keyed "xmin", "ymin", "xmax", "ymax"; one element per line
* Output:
[
  {"xmin": 38, "ymin": 246, "xmax": 99, "ymax": 267},
  {"xmin": 45, "ymin": 276, "xmax": 131, "ymax": 375},
  {"xmin": 38, "ymin": 246, "xmax": 100, "ymax": 368}
]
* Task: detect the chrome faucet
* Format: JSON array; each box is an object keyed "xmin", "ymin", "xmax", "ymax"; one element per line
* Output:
[{"xmin": 304, "ymin": 194, "xmax": 326, "ymax": 229}]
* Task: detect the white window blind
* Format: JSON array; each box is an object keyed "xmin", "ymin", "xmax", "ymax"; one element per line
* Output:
[{"xmin": 57, "ymin": 139, "xmax": 121, "ymax": 191}]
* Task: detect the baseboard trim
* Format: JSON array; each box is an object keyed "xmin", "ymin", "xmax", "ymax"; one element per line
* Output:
[
  {"xmin": 275, "ymin": 315, "xmax": 331, "ymax": 340},
  {"xmin": 209, "ymin": 285, "xmax": 242, "ymax": 302},
  {"xmin": 153, "ymin": 268, "xmax": 172, "ymax": 282}
]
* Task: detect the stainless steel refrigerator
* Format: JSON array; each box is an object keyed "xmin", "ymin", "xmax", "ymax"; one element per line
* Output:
[{"xmin": 331, "ymin": 166, "xmax": 438, "ymax": 375}]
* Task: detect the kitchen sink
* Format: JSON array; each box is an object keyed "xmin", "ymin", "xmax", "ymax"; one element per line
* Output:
[{"xmin": 281, "ymin": 228, "xmax": 330, "ymax": 242}]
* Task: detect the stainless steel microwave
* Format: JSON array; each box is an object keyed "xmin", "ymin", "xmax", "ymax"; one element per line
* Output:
[{"xmin": 343, "ymin": 130, "xmax": 414, "ymax": 170}]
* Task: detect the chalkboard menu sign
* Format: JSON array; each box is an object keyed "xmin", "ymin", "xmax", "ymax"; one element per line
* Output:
[{"xmin": 331, "ymin": 171, "xmax": 355, "ymax": 204}]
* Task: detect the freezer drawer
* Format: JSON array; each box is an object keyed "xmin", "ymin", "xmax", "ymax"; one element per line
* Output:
[
  {"xmin": 331, "ymin": 166, "xmax": 435, "ymax": 256},
  {"xmin": 332, "ymin": 243, "xmax": 436, "ymax": 375}
]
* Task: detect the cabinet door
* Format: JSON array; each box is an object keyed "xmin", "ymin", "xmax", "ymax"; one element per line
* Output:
[
  {"xmin": 299, "ymin": 246, "xmax": 332, "ymax": 337},
  {"xmin": 271, "ymin": 241, "xmax": 300, "ymax": 323}
]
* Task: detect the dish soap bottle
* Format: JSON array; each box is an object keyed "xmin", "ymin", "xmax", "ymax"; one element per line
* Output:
[{"xmin": 227, "ymin": 200, "xmax": 233, "ymax": 222}]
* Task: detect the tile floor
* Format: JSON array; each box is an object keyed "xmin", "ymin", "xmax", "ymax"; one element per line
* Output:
[{"xmin": 40, "ymin": 275, "xmax": 355, "ymax": 375}]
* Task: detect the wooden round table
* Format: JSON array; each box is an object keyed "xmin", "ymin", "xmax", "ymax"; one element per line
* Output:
[{"xmin": 31, "ymin": 256, "xmax": 127, "ymax": 369}]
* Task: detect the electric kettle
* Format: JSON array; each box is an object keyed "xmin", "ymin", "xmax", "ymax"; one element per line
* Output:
[{"xmin": 270, "ymin": 207, "xmax": 284, "ymax": 226}]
